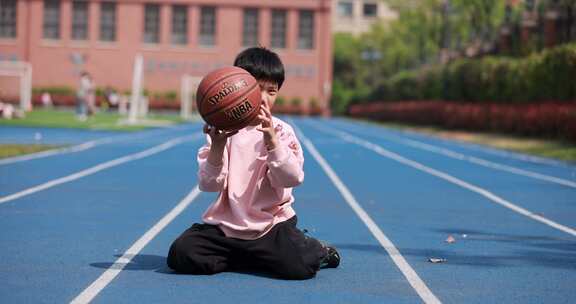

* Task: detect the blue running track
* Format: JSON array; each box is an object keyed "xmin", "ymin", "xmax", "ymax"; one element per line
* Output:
[{"xmin": 0, "ymin": 118, "xmax": 574, "ymax": 303}]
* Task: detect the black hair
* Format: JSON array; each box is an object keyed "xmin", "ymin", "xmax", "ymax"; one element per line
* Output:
[{"xmin": 233, "ymin": 47, "xmax": 285, "ymax": 89}]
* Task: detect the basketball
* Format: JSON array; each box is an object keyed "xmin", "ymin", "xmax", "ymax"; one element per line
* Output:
[{"xmin": 196, "ymin": 66, "xmax": 261, "ymax": 131}]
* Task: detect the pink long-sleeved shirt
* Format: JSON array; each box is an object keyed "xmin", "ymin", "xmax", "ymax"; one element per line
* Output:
[{"xmin": 197, "ymin": 117, "xmax": 304, "ymax": 240}]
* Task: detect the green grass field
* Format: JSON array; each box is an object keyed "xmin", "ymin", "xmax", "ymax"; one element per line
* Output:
[
  {"xmin": 0, "ymin": 109, "xmax": 193, "ymax": 159},
  {"xmin": 0, "ymin": 144, "xmax": 62, "ymax": 159},
  {"xmin": 0, "ymin": 109, "xmax": 187, "ymax": 131}
]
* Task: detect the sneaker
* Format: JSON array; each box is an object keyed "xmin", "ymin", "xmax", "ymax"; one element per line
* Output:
[{"xmin": 320, "ymin": 245, "xmax": 340, "ymax": 269}]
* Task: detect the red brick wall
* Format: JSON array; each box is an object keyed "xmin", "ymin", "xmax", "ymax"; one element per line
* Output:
[{"xmin": 0, "ymin": 0, "xmax": 332, "ymax": 113}]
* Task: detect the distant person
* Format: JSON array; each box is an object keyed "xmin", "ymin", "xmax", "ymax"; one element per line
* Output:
[
  {"xmin": 103, "ymin": 87, "xmax": 119, "ymax": 111},
  {"xmin": 76, "ymin": 71, "xmax": 95, "ymax": 120},
  {"xmin": 167, "ymin": 47, "xmax": 340, "ymax": 280},
  {"xmin": 41, "ymin": 92, "xmax": 53, "ymax": 108},
  {"xmin": 85, "ymin": 75, "xmax": 97, "ymax": 116},
  {"xmin": 0, "ymin": 101, "xmax": 24, "ymax": 119},
  {"xmin": 76, "ymin": 72, "xmax": 90, "ymax": 121}
]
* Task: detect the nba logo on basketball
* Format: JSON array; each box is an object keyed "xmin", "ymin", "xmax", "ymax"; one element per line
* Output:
[{"xmin": 224, "ymin": 99, "xmax": 254, "ymax": 120}]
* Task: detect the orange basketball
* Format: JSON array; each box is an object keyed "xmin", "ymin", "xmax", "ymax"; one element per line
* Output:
[{"xmin": 196, "ymin": 66, "xmax": 261, "ymax": 131}]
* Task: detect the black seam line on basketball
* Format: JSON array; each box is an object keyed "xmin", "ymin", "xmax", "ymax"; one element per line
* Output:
[
  {"xmin": 197, "ymin": 72, "xmax": 248, "ymax": 112},
  {"xmin": 198, "ymin": 71, "xmax": 247, "ymax": 102},
  {"xmin": 202, "ymin": 81, "xmax": 259, "ymax": 117},
  {"xmin": 198, "ymin": 71, "xmax": 250, "ymax": 106},
  {"xmin": 202, "ymin": 82, "xmax": 259, "ymax": 118}
]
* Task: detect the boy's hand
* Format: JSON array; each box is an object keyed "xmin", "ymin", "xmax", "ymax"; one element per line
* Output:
[
  {"xmin": 204, "ymin": 124, "xmax": 236, "ymax": 167},
  {"xmin": 256, "ymin": 101, "xmax": 278, "ymax": 151},
  {"xmin": 204, "ymin": 124, "xmax": 237, "ymax": 147}
]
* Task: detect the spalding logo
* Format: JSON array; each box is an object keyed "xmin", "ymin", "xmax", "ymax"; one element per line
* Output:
[
  {"xmin": 208, "ymin": 79, "xmax": 249, "ymax": 105},
  {"xmin": 224, "ymin": 99, "xmax": 254, "ymax": 120}
]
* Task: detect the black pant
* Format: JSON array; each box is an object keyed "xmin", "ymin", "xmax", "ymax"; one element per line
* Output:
[{"xmin": 167, "ymin": 216, "xmax": 326, "ymax": 280}]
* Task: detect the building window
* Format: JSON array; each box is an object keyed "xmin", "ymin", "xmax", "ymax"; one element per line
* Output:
[
  {"xmin": 298, "ymin": 10, "xmax": 314, "ymax": 50},
  {"xmin": 270, "ymin": 9, "xmax": 286, "ymax": 49},
  {"xmin": 43, "ymin": 0, "xmax": 61, "ymax": 39},
  {"xmin": 171, "ymin": 5, "xmax": 188, "ymax": 45},
  {"xmin": 100, "ymin": 2, "xmax": 116, "ymax": 41},
  {"xmin": 337, "ymin": 1, "xmax": 353, "ymax": 17},
  {"xmin": 242, "ymin": 8, "xmax": 259, "ymax": 47},
  {"xmin": 199, "ymin": 6, "xmax": 216, "ymax": 47},
  {"xmin": 363, "ymin": 3, "xmax": 378, "ymax": 17},
  {"xmin": 0, "ymin": 0, "xmax": 17, "ymax": 38},
  {"xmin": 71, "ymin": 1, "xmax": 88, "ymax": 40},
  {"xmin": 144, "ymin": 4, "xmax": 160, "ymax": 43}
]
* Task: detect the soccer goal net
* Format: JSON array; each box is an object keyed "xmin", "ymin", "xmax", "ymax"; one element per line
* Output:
[{"xmin": 0, "ymin": 61, "xmax": 32, "ymax": 111}]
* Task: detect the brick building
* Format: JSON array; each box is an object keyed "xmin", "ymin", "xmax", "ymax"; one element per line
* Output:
[
  {"xmin": 0, "ymin": 0, "xmax": 332, "ymax": 114},
  {"xmin": 332, "ymin": 0, "xmax": 396, "ymax": 36}
]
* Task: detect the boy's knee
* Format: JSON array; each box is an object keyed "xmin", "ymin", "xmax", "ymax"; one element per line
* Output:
[
  {"xmin": 276, "ymin": 264, "xmax": 316, "ymax": 280},
  {"xmin": 167, "ymin": 238, "xmax": 225, "ymax": 275},
  {"xmin": 167, "ymin": 238, "xmax": 188, "ymax": 271}
]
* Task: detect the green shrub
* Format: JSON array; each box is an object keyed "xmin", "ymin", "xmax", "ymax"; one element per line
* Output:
[
  {"xmin": 275, "ymin": 96, "xmax": 286, "ymax": 106},
  {"xmin": 369, "ymin": 80, "xmax": 392, "ymax": 102},
  {"xmin": 95, "ymin": 87, "xmax": 105, "ymax": 97},
  {"xmin": 388, "ymin": 71, "xmax": 419, "ymax": 101},
  {"xmin": 349, "ymin": 86, "xmax": 372, "ymax": 104},
  {"xmin": 331, "ymin": 80, "xmax": 356, "ymax": 114},
  {"xmin": 32, "ymin": 86, "xmax": 75, "ymax": 96},
  {"xmin": 533, "ymin": 44, "xmax": 576, "ymax": 101},
  {"xmin": 309, "ymin": 97, "xmax": 320, "ymax": 109},
  {"xmin": 418, "ymin": 66, "xmax": 443, "ymax": 100},
  {"xmin": 164, "ymin": 90, "xmax": 178, "ymax": 101},
  {"xmin": 377, "ymin": 43, "xmax": 576, "ymax": 104},
  {"xmin": 290, "ymin": 97, "xmax": 302, "ymax": 106}
]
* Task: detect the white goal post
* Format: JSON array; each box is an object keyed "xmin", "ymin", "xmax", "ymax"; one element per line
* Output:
[
  {"xmin": 128, "ymin": 54, "xmax": 144, "ymax": 124},
  {"xmin": 180, "ymin": 74, "xmax": 201, "ymax": 120},
  {"xmin": 0, "ymin": 61, "xmax": 32, "ymax": 111}
]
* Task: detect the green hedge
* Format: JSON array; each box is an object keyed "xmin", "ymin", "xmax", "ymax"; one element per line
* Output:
[
  {"xmin": 367, "ymin": 43, "xmax": 576, "ymax": 104},
  {"xmin": 32, "ymin": 86, "xmax": 76, "ymax": 96}
]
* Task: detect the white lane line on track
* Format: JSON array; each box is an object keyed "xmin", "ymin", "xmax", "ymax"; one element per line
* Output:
[
  {"xmin": 324, "ymin": 120, "xmax": 576, "ymax": 188},
  {"xmin": 311, "ymin": 123, "xmax": 576, "ymax": 238},
  {"xmin": 0, "ymin": 133, "xmax": 202, "ymax": 205},
  {"xmin": 340, "ymin": 118, "xmax": 573, "ymax": 169},
  {"xmin": 70, "ymin": 186, "xmax": 201, "ymax": 304},
  {"xmin": 292, "ymin": 124, "xmax": 442, "ymax": 304},
  {"xmin": 0, "ymin": 124, "xmax": 194, "ymax": 166}
]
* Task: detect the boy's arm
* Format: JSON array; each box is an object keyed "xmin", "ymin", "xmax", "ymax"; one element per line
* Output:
[
  {"xmin": 265, "ymin": 124, "xmax": 305, "ymax": 188},
  {"xmin": 256, "ymin": 103, "xmax": 304, "ymax": 188},
  {"xmin": 197, "ymin": 135, "xmax": 229, "ymax": 192}
]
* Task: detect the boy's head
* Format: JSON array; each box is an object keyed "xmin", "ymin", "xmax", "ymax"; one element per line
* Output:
[
  {"xmin": 234, "ymin": 47, "xmax": 284, "ymax": 109},
  {"xmin": 233, "ymin": 47, "xmax": 285, "ymax": 89}
]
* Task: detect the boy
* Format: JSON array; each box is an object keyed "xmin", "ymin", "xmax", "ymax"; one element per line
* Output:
[{"xmin": 167, "ymin": 47, "xmax": 340, "ymax": 280}]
